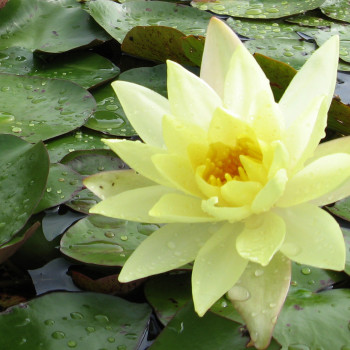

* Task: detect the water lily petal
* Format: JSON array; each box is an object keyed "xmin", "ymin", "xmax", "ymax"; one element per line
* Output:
[
  {"xmin": 275, "ymin": 204, "xmax": 345, "ymax": 270},
  {"xmin": 236, "ymin": 212, "xmax": 285, "ymax": 266},
  {"xmin": 201, "ymin": 197, "xmax": 251, "ymax": 222},
  {"xmin": 195, "ymin": 165, "xmax": 221, "ymax": 199},
  {"xmin": 266, "ymin": 141, "xmax": 289, "ymax": 179},
  {"xmin": 310, "ymin": 135, "xmax": 350, "ymax": 160},
  {"xmin": 240, "ymin": 155, "xmax": 267, "ymax": 183},
  {"xmin": 200, "ymin": 17, "xmax": 241, "ymax": 98},
  {"xmin": 279, "ymin": 35, "xmax": 338, "ymax": 129},
  {"xmin": 224, "ymin": 44, "xmax": 275, "ymax": 121},
  {"xmin": 150, "ymin": 193, "xmax": 217, "ymax": 223},
  {"xmin": 187, "ymin": 143, "xmax": 209, "ymax": 170},
  {"xmin": 221, "ymin": 180, "xmax": 262, "ymax": 207},
  {"xmin": 162, "ymin": 114, "xmax": 206, "ymax": 156},
  {"xmin": 251, "ymin": 169, "xmax": 288, "ymax": 214},
  {"xmin": 84, "ymin": 170, "xmax": 155, "ymax": 200},
  {"xmin": 111, "ymin": 81, "xmax": 170, "ymax": 148},
  {"xmin": 312, "ymin": 178, "xmax": 350, "ymax": 206},
  {"xmin": 119, "ymin": 222, "xmax": 219, "ymax": 282},
  {"xmin": 167, "ymin": 60, "xmax": 221, "ymax": 129},
  {"xmin": 89, "ymin": 185, "xmax": 175, "ymax": 223},
  {"xmin": 103, "ymin": 139, "xmax": 171, "ymax": 187},
  {"xmin": 192, "ymin": 222, "xmax": 247, "ymax": 316},
  {"xmin": 277, "ymin": 153, "xmax": 350, "ymax": 207},
  {"xmin": 152, "ymin": 153, "xmax": 203, "ymax": 198}
]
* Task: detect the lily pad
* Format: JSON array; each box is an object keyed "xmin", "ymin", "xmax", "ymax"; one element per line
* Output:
[
  {"xmin": 191, "ymin": 0, "xmax": 325, "ymax": 19},
  {"xmin": 34, "ymin": 163, "xmax": 83, "ymax": 213},
  {"xmin": 320, "ymin": 0, "xmax": 350, "ymax": 23},
  {"xmin": 0, "ymin": 74, "xmax": 95, "ymax": 142},
  {"xmin": 0, "ymin": 135, "xmax": 49, "ymax": 245},
  {"xmin": 273, "ymin": 289, "xmax": 350, "ymax": 349},
  {"xmin": 0, "ymin": 292, "xmax": 151, "ymax": 350},
  {"xmin": 65, "ymin": 188, "xmax": 101, "ymax": 214},
  {"xmin": 0, "ymin": 0, "xmax": 109, "ymax": 52},
  {"xmin": 88, "ymin": 0, "xmax": 211, "ymax": 43},
  {"xmin": 181, "ymin": 35, "xmax": 205, "ymax": 66},
  {"xmin": 327, "ymin": 196, "xmax": 350, "ymax": 222},
  {"xmin": 285, "ymin": 12, "xmax": 334, "ymax": 27},
  {"xmin": 60, "ymin": 215, "xmax": 159, "ymax": 266}
]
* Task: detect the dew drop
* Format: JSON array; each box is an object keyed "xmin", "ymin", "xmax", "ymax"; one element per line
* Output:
[
  {"xmin": 120, "ymin": 235, "xmax": 128, "ymax": 241},
  {"xmin": 245, "ymin": 8, "xmax": 262, "ymax": 15},
  {"xmin": 44, "ymin": 319, "xmax": 55, "ymax": 326},
  {"xmin": 67, "ymin": 340, "xmax": 77, "ymax": 348},
  {"xmin": 106, "ymin": 104, "xmax": 119, "ymax": 111},
  {"xmin": 301, "ymin": 267, "xmax": 311, "ymax": 275},
  {"xmin": 11, "ymin": 126, "xmax": 22, "ymax": 133},
  {"xmin": 46, "ymin": 187, "xmax": 52, "ymax": 193},
  {"xmin": 107, "ymin": 337, "xmax": 115, "ymax": 343},
  {"xmin": 227, "ymin": 286, "xmax": 251, "ymax": 302},
  {"xmin": 105, "ymin": 231, "xmax": 115, "ymax": 238},
  {"xmin": 85, "ymin": 326, "xmax": 95, "ymax": 333},
  {"xmin": 51, "ymin": 331, "xmax": 65, "ymax": 339},
  {"xmin": 70, "ymin": 312, "xmax": 84, "ymax": 320},
  {"xmin": 0, "ymin": 112, "xmax": 15, "ymax": 123},
  {"xmin": 254, "ymin": 269, "xmax": 264, "ymax": 277},
  {"xmin": 117, "ymin": 346, "xmax": 127, "ymax": 350},
  {"xmin": 288, "ymin": 345, "xmax": 310, "ymax": 350},
  {"xmin": 94, "ymin": 314, "xmax": 109, "ymax": 322}
]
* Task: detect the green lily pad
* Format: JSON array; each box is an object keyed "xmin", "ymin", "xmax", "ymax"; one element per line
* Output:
[
  {"xmin": 273, "ymin": 289, "xmax": 350, "ymax": 349},
  {"xmin": 65, "ymin": 188, "xmax": 101, "ymax": 214},
  {"xmin": 46, "ymin": 129, "xmax": 111, "ymax": 163},
  {"xmin": 320, "ymin": 0, "xmax": 350, "ymax": 23},
  {"xmin": 0, "ymin": 74, "xmax": 95, "ymax": 142},
  {"xmin": 88, "ymin": 0, "xmax": 211, "ymax": 43},
  {"xmin": 327, "ymin": 196, "xmax": 350, "ymax": 221},
  {"xmin": 122, "ymin": 26, "xmax": 193, "ymax": 65},
  {"xmin": 285, "ymin": 12, "xmax": 334, "ymax": 27},
  {"xmin": 191, "ymin": 0, "xmax": 325, "ymax": 18},
  {"xmin": 341, "ymin": 227, "xmax": 350, "ymax": 276},
  {"xmin": 85, "ymin": 84, "xmax": 135, "ymax": 136},
  {"xmin": 0, "ymin": 292, "xmax": 151, "ymax": 350},
  {"xmin": 60, "ymin": 215, "xmax": 159, "ymax": 266},
  {"xmin": 34, "ymin": 163, "xmax": 83, "ymax": 213},
  {"xmin": 0, "ymin": 0, "xmax": 109, "ymax": 52},
  {"xmin": 0, "ymin": 135, "xmax": 49, "ymax": 245},
  {"xmin": 0, "ymin": 47, "xmax": 34, "ymax": 74},
  {"xmin": 181, "ymin": 35, "xmax": 205, "ymax": 66}
]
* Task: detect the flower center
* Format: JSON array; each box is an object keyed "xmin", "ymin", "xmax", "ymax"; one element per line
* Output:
[{"xmin": 202, "ymin": 138, "xmax": 262, "ymax": 187}]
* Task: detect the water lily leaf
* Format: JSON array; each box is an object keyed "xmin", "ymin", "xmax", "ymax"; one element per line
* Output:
[
  {"xmin": 181, "ymin": 35, "xmax": 205, "ymax": 66},
  {"xmin": 191, "ymin": 0, "xmax": 325, "ymax": 19},
  {"xmin": 320, "ymin": 0, "xmax": 350, "ymax": 23},
  {"xmin": 0, "ymin": 74, "xmax": 95, "ymax": 142},
  {"xmin": 342, "ymin": 227, "xmax": 350, "ymax": 276},
  {"xmin": 0, "ymin": 47, "xmax": 34, "ymax": 74},
  {"xmin": 88, "ymin": 0, "xmax": 211, "ymax": 43},
  {"xmin": 46, "ymin": 129, "xmax": 112, "ymax": 163},
  {"xmin": 65, "ymin": 188, "xmax": 101, "ymax": 214},
  {"xmin": 0, "ymin": 0, "xmax": 109, "ymax": 52},
  {"xmin": 0, "ymin": 292, "xmax": 151, "ymax": 350},
  {"xmin": 122, "ymin": 26, "xmax": 193, "ymax": 65},
  {"xmin": 273, "ymin": 289, "xmax": 350, "ymax": 349},
  {"xmin": 327, "ymin": 196, "xmax": 350, "ymax": 222},
  {"xmin": 0, "ymin": 135, "xmax": 49, "ymax": 245},
  {"xmin": 85, "ymin": 84, "xmax": 135, "ymax": 136},
  {"xmin": 60, "ymin": 215, "xmax": 159, "ymax": 266},
  {"xmin": 285, "ymin": 12, "xmax": 334, "ymax": 26},
  {"xmin": 336, "ymin": 72, "xmax": 350, "ymax": 104},
  {"xmin": 34, "ymin": 163, "xmax": 83, "ymax": 213},
  {"xmin": 149, "ymin": 302, "xmax": 281, "ymax": 350}
]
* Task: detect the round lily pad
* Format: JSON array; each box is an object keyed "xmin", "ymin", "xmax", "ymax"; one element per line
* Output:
[
  {"xmin": 0, "ymin": 0, "xmax": 109, "ymax": 52},
  {"xmin": 60, "ymin": 215, "xmax": 159, "ymax": 266},
  {"xmin": 320, "ymin": 0, "xmax": 350, "ymax": 23},
  {"xmin": 0, "ymin": 292, "xmax": 151, "ymax": 350},
  {"xmin": 0, "ymin": 74, "xmax": 95, "ymax": 142}
]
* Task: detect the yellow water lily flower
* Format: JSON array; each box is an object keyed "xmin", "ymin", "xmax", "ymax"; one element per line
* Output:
[{"xmin": 84, "ymin": 17, "xmax": 348, "ymax": 349}]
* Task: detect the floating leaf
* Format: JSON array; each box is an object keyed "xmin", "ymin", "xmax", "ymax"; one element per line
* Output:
[
  {"xmin": 285, "ymin": 12, "xmax": 334, "ymax": 26},
  {"xmin": 320, "ymin": 0, "xmax": 350, "ymax": 23},
  {"xmin": 0, "ymin": 292, "xmax": 151, "ymax": 350},
  {"xmin": 0, "ymin": 135, "xmax": 49, "ymax": 245},
  {"xmin": 181, "ymin": 35, "xmax": 205, "ymax": 66},
  {"xmin": 327, "ymin": 196, "xmax": 350, "ymax": 222},
  {"xmin": 0, "ymin": 74, "xmax": 95, "ymax": 142},
  {"xmin": 60, "ymin": 215, "xmax": 159, "ymax": 266},
  {"xmin": 65, "ymin": 188, "xmax": 101, "ymax": 214}
]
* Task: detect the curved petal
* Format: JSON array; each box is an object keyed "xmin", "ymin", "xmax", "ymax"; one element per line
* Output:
[
  {"xmin": 310, "ymin": 135, "xmax": 350, "ymax": 160},
  {"xmin": 236, "ymin": 212, "xmax": 285, "ymax": 266},
  {"xmin": 166, "ymin": 60, "xmax": 222, "ymax": 130},
  {"xmin": 195, "ymin": 165, "xmax": 221, "ymax": 199},
  {"xmin": 311, "ymin": 178, "xmax": 350, "ymax": 206},
  {"xmin": 279, "ymin": 35, "xmax": 339, "ymax": 129},
  {"xmin": 192, "ymin": 222, "xmax": 247, "ymax": 316},
  {"xmin": 103, "ymin": 139, "xmax": 171, "ymax": 187},
  {"xmin": 89, "ymin": 185, "xmax": 175, "ymax": 223},
  {"xmin": 221, "ymin": 180, "xmax": 262, "ymax": 207},
  {"xmin": 84, "ymin": 170, "xmax": 155, "ymax": 200},
  {"xmin": 251, "ymin": 169, "xmax": 288, "ymax": 214},
  {"xmin": 275, "ymin": 204, "xmax": 345, "ymax": 270},
  {"xmin": 111, "ymin": 81, "xmax": 170, "ymax": 148},
  {"xmin": 118, "ymin": 222, "xmax": 219, "ymax": 282},
  {"xmin": 266, "ymin": 141, "xmax": 289, "ymax": 179},
  {"xmin": 223, "ymin": 44, "xmax": 275, "ymax": 121},
  {"xmin": 200, "ymin": 17, "xmax": 242, "ymax": 98},
  {"xmin": 150, "ymin": 193, "xmax": 217, "ymax": 223},
  {"xmin": 277, "ymin": 153, "xmax": 350, "ymax": 207}
]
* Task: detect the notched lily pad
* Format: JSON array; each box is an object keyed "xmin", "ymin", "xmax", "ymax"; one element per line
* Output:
[
  {"xmin": 60, "ymin": 215, "xmax": 159, "ymax": 266},
  {"xmin": 65, "ymin": 188, "xmax": 101, "ymax": 214}
]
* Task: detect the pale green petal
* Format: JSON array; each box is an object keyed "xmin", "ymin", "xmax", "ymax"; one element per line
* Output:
[
  {"xmin": 187, "ymin": 143, "xmax": 209, "ymax": 170},
  {"xmin": 192, "ymin": 222, "xmax": 247, "ymax": 316},
  {"xmin": 266, "ymin": 141, "xmax": 289, "ymax": 179},
  {"xmin": 84, "ymin": 170, "xmax": 155, "ymax": 200},
  {"xmin": 311, "ymin": 178, "xmax": 350, "ymax": 206},
  {"xmin": 201, "ymin": 197, "xmax": 251, "ymax": 222},
  {"xmin": 251, "ymin": 169, "xmax": 288, "ymax": 214},
  {"xmin": 150, "ymin": 193, "xmax": 217, "ymax": 223},
  {"xmin": 200, "ymin": 17, "xmax": 242, "ymax": 98},
  {"xmin": 224, "ymin": 44, "xmax": 275, "ymax": 120},
  {"xmin": 221, "ymin": 180, "xmax": 262, "ymax": 207},
  {"xmin": 236, "ymin": 212, "xmax": 285, "ymax": 266},
  {"xmin": 162, "ymin": 115, "xmax": 207, "ymax": 156},
  {"xmin": 152, "ymin": 153, "xmax": 203, "ymax": 198},
  {"xmin": 240, "ymin": 155, "xmax": 267, "ymax": 183},
  {"xmin": 275, "ymin": 204, "xmax": 345, "ymax": 270},
  {"xmin": 310, "ymin": 135, "xmax": 350, "ymax": 160},
  {"xmin": 111, "ymin": 81, "xmax": 170, "ymax": 148},
  {"xmin": 89, "ymin": 185, "xmax": 175, "ymax": 223},
  {"xmin": 277, "ymin": 153, "xmax": 350, "ymax": 207},
  {"xmin": 119, "ymin": 222, "xmax": 219, "ymax": 282},
  {"xmin": 279, "ymin": 35, "xmax": 338, "ymax": 129},
  {"xmin": 228, "ymin": 253, "xmax": 291, "ymax": 349},
  {"xmin": 167, "ymin": 60, "xmax": 221, "ymax": 129},
  {"xmin": 103, "ymin": 139, "xmax": 171, "ymax": 187}
]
